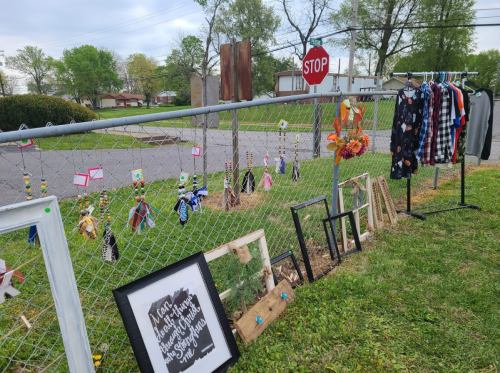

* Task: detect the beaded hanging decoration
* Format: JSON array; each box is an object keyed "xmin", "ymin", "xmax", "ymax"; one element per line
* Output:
[
  {"xmin": 174, "ymin": 182, "xmax": 189, "ymax": 225},
  {"xmin": 241, "ymin": 150, "xmax": 255, "ymax": 194},
  {"xmin": 101, "ymin": 188, "xmax": 119, "ymax": 261},
  {"xmin": 279, "ymin": 122, "xmax": 287, "ymax": 174},
  {"xmin": 186, "ymin": 174, "xmax": 208, "ymax": 213},
  {"xmin": 223, "ymin": 162, "xmax": 236, "ymax": 211},
  {"xmin": 260, "ymin": 149, "xmax": 273, "ymax": 190},
  {"xmin": 292, "ymin": 134, "xmax": 300, "ymax": 182},
  {"xmin": 77, "ymin": 192, "xmax": 99, "ymax": 240},
  {"xmin": 128, "ymin": 173, "xmax": 159, "ymax": 233}
]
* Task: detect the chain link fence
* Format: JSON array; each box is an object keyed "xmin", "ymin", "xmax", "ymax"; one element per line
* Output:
[{"xmin": 0, "ymin": 91, "xmax": 476, "ymax": 372}]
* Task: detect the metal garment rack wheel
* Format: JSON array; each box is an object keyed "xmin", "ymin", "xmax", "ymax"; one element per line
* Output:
[
  {"xmin": 322, "ymin": 210, "xmax": 362, "ymax": 259},
  {"xmin": 390, "ymin": 71, "xmax": 481, "ymax": 219},
  {"xmin": 290, "ymin": 195, "xmax": 341, "ymax": 283},
  {"xmin": 270, "ymin": 250, "xmax": 304, "ymax": 286}
]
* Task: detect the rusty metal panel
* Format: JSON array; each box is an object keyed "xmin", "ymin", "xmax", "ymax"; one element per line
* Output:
[
  {"xmin": 190, "ymin": 76, "xmax": 220, "ymax": 128},
  {"xmin": 237, "ymin": 40, "xmax": 252, "ymax": 101},
  {"xmin": 220, "ymin": 44, "xmax": 232, "ymax": 101}
]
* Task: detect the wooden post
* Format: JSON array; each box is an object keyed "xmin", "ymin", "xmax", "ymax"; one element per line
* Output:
[{"xmin": 230, "ymin": 38, "xmax": 241, "ymax": 205}]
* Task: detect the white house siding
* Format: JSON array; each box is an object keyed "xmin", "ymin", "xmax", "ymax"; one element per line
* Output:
[{"xmin": 101, "ymin": 99, "xmax": 115, "ymax": 108}]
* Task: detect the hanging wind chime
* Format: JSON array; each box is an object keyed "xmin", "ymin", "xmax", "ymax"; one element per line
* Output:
[
  {"xmin": 260, "ymin": 149, "xmax": 273, "ymax": 191},
  {"xmin": 292, "ymin": 134, "xmax": 300, "ymax": 182},
  {"xmin": 128, "ymin": 170, "xmax": 158, "ymax": 233},
  {"xmin": 241, "ymin": 150, "xmax": 255, "ymax": 194},
  {"xmin": 223, "ymin": 161, "xmax": 236, "ymax": 211}
]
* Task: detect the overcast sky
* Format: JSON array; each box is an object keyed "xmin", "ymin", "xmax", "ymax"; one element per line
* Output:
[{"xmin": 0, "ymin": 0, "xmax": 499, "ymax": 78}]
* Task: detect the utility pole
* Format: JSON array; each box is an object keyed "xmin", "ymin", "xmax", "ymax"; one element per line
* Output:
[
  {"xmin": 347, "ymin": 0, "xmax": 359, "ymax": 92},
  {"xmin": 0, "ymin": 74, "xmax": 5, "ymax": 97},
  {"xmin": 494, "ymin": 56, "xmax": 500, "ymax": 98},
  {"xmin": 291, "ymin": 56, "xmax": 295, "ymax": 96},
  {"xmin": 0, "ymin": 50, "xmax": 5, "ymax": 97}
]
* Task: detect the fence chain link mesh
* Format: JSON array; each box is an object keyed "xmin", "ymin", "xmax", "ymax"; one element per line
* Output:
[{"xmin": 0, "ymin": 92, "xmax": 476, "ymax": 372}]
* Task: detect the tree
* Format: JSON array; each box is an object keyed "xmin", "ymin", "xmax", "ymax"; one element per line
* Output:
[
  {"xmin": 0, "ymin": 70, "xmax": 22, "ymax": 96},
  {"xmin": 5, "ymin": 46, "xmax": 53, "ymax": 94},
  {"xmin": 330, "ymin": 0, "xmax": 420, "ymax": 75},
  {"xmin": 465, "ymin": 49, "xmax": 500, "ymax": 91},
  {"xmin": 393, "ymin": 0, "xmax": 476, "ymax": 73},
  {"xmin": 158, "ymin": 35, "xmax": 206, "ymax": 105},
  {"xmin": 213, "ymin": 0, "xmax": 281, "ymax": 96},
  {"xmin": 127, "ymin": 53, "xmax": 161, "ymax": 109},
  {"xmin": 280, "ymin": 0, "xmax": 329, "ymax": 61},
  {"xmin": 55, "ymin": 45, "xmax": 122, "ymax": 109}
]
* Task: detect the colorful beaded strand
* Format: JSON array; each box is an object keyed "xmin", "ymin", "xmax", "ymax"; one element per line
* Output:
[{"xmin": 23, "ymin": 172, "xmax": 32, "ymax": 201}]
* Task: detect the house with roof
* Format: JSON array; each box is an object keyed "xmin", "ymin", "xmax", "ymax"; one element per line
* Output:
[
  {"xmin": 152, "ymin": 91, "xmax": 176, "ymax": 105},
  {"xmin": 274, "ymin": 70, "xmax": 382, "ymax": 103},
  {"xmin": 382, "ymin": 77, "xmax": 423, "ymax": 90}
]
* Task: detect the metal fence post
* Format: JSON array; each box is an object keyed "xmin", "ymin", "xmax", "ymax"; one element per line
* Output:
[
  {"xmin": 331, "ymin": 93, "xmax": 343, "ymax": 231},
  {"xmin": 313, "ymin": 85, "xmax": 318, "ymax": 157},
  {"xmin": 371, "ymin": 72, "xmax": 380, "ymax": 154}
]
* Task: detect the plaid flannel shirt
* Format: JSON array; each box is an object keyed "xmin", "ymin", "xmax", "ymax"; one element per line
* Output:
[
  {"xmin": 430, "ymin": 84, "xmax": 442, "ymax": 165},
  {"xmin": 434, "ymin": 84, "xmax": 453, "ymax": 164},
  {"xmin": 421, "ymin": 88, "xmax": 434, "ymax": 166},
  {"xmin": 417, "ymin": 83, "xmax": 431, "ymax": 161}
]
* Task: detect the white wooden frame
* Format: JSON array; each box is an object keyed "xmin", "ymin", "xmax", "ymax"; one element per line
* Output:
[
  {"xmin": 338, "ymin": 173, "xmax": 374, "ymax": 252},
  {"xmin": 0, "ymin": 197, "xmax": 93, "ymax": 373},
  {"xmin": 204, "ymin": 229, "xmax": 275, "ymax": 301}
]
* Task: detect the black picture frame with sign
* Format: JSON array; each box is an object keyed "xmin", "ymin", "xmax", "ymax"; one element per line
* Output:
[{"xmin": 113, "ymin": 251, "xmax": 240, "ymax": 373}]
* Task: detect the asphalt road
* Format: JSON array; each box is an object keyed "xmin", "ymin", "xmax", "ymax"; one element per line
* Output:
[{"xmin": 0, "ymin": 103, "xmax": 497, "ymax": 206}]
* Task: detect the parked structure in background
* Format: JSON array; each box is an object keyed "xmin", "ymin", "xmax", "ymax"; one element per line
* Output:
[
  {"xmin": 274, "ymin": 70, "xmax": 381, "ymax": 102},
  {"xmin": 77, "ymin": 93, "xmax": 145, "ymax": 108},
  {"xmin": 382, "ymin": 77, "xmax": 423, "ymax": 90},
  {"xmin": 152, "ymin": 91, "xmax": 176, "ymax": 105}
]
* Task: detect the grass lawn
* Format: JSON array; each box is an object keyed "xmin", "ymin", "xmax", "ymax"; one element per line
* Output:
[
  {"xmin": 1, "ymin": 154, "xmax": 492, "ymax": 372},
  {"xmin": 232, "ymin": 167, "xmax": 500, "ymax": 372},
  {"xmin": 37, "ymin": 132, "xmax": 154, "ymax": 151},
  {"xmin": 92, "ymin": 101, "xmax": 395, "ymax": 131}
]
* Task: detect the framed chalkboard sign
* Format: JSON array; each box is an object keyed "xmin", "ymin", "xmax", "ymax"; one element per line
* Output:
[{"xmin": 113, "ymin": 252, "xmax": 240, "ymax": 373}]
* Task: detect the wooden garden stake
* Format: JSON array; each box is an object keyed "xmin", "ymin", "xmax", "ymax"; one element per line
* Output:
[
  {"xmin": 377, "ymin": 175, "xmax": 398, "ymax": 225},
  {"xmin": 371, "ymin": 179, "xmax": 384, "ymax": 229}
]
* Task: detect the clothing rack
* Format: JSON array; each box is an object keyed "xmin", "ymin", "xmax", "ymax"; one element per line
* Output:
[{"xmin": 390, "ymin": 71, "xmax": 481, "ymax": 220}]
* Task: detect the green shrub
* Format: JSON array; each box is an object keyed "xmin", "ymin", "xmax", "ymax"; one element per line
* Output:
[
  {"xmin": 173, "ymin": 92, "xmax": 190, "ymax": 106},
  {"xmin": 0, "ymin": 94, "xmax": 97, "ymax": 132}
]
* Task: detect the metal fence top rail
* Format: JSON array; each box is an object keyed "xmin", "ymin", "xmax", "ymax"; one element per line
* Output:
[
  {"xmin": 0, "ymin": 90, "xmax": 397, "ymax": 143},
  {"xmin": 390, "ymin": 71, "xmax": 479, "ymax": 77}
]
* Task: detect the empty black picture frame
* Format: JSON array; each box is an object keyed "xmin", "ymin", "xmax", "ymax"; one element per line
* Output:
[
  {"xmin": 290, "ymin": 195, "xmax": 342, "ymax": 283},
  {"xmin": 270, "ymin": 250, "xmax": 304, "ymax": 286},
  {"xmin": 322, "ymin": 210, "xmax": 362, "ymax": 258},
  {"xmin": 113, "ymin": 251, "xmax": 240, "ymax": 373}
]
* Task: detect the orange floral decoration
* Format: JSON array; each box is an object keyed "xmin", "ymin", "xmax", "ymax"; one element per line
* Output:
[
  {"xmin": 326, "ymin": 102, "xmax": 370, "ymax": 164},
  {"xmin": 361, "ymin": 134, "xmax": 370, "ymax": 147},
  {"xmin": 346, "ymin": 140, "xmax": 362, "ymax": 154}
]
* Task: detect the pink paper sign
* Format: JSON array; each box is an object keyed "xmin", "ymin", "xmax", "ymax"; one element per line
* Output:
[
  {"xmin": 191, "ymin": 146, "xmax": 201, "ymax": 157},
  {"xmin": 88, "ymin": 167, "xmax": 104, "ymax": 180},
  {"xmin": 16, "ymin": 139, "xmax": 34, "ymax": 149},
  {"xmin": 73, "ymin": 173, "xmax": 89, "ymax": 187}
]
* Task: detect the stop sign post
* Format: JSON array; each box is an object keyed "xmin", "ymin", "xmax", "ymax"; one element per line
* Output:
[{"xmin": 302, "ymin": 46, "xmax": 329, "ymax": 86}]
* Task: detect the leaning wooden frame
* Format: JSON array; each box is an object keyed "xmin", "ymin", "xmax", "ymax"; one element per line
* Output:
[
  {"xmin": 0, "ymin": 197, "xmax": 93, "ymax": 373},
  {"xmin": 337, "ymin": 173, "xmax": 375, "ymax": 254},
  {"xmin": 204, "ymin": 229, "xmax": 275, "ymax": 335}
]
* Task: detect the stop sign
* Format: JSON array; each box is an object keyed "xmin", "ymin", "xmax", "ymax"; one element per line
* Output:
[{"xmin": 302, "ymin": 46, "xmax": 329, "ymax": 86}]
